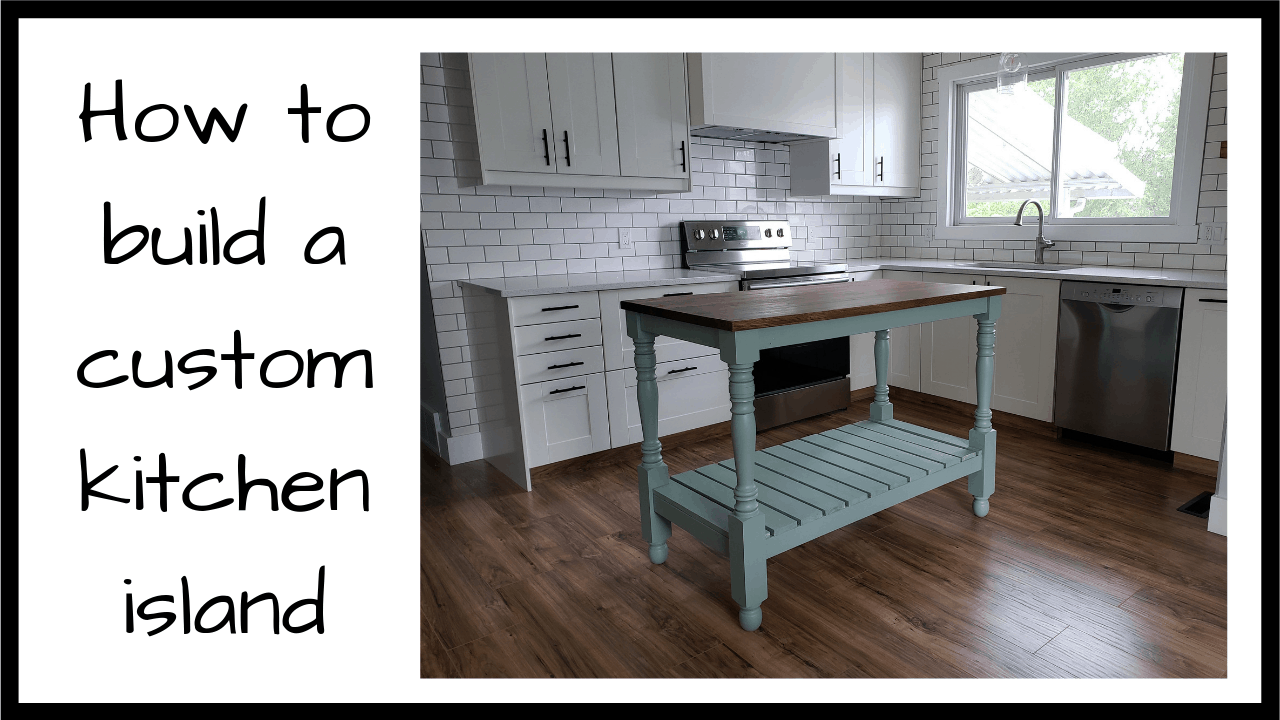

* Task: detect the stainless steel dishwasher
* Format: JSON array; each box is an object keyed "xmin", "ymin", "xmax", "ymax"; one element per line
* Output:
[{"xmin": 1054, "ymin": 281, "xmax": 1184, "ymax": 451}]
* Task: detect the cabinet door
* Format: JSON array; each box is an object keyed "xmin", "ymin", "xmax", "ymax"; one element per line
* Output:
[
  {"xmin": 918, "ymin": 272, "xmax": 979, "ymax": 404},
  {"xmin": 614, "ymin": 54, "xmax": 690, "ymax": 180},
  {"xmin": 546, "ymin": 53, "xmax": 620, "ymax": 177},
  {"xmin": 520, "ymin": 372, "xmax": 610, "ymax": 467},
  {"xmin": 599, "ymin": 282, "xmax": 737, "ymax": 371},
  {"xmin": 872, "ymin": 53, "xmax": 922, "ymax": 189},
  {"xmin": 605, "ymin": 364, "xmax": 731, "ymax": 448},
  {"xmin": 880, "ymin": 270, "xmax": 922, "ymax": 390},
  {"xmin": 986, "ymin": 275, "xmax": 1060, "ymax": 422},
  {"xmin": 1171, "ymin": 289, "xmax": 1227, "ymax": 459},
  {"xmin": 849, "ymin": 270, "xmax": 882, "ymax": 390},
  {"xmin": 470, "ymin": 53, "xmax": 558, "ymax": 174},
  {"xmin": 836, "ymin": 53, "xmax": 875, "ymax": 187}
]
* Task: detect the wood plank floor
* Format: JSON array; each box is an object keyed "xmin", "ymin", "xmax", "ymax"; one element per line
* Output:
[{"xmin": 421, "ymin": 394, "xmax": 1227, "ymax": 678}]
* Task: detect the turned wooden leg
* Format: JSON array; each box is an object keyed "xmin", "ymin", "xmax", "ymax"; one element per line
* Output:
[
  {"xmin": 870, "ymin": 329, "xmax": 892, "ymax": 421},
  {"xmin": 726, "ymin": 362, "xmax": 767, "ymax": 631},
  {"xmin": 968, "ymin": 313, "xmax": 997, "ymax": 517},
  {"xmin": 633, "ymin": 327, "xmax": 671, "ymax": 563}
]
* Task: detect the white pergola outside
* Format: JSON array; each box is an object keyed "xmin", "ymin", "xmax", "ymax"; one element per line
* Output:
[{"xmin": 965, "ymin": 84, "xmax": 1146, "ymax": 216}]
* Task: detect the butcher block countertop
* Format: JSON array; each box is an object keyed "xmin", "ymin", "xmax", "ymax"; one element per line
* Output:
[{"xmin": 621, "ymin": 279, "xmax": 1007, "ymax": 332}]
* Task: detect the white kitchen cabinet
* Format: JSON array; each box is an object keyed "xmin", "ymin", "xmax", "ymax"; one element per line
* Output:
[
  {"xmin": 1171, "ymin": 288, "xmax": 1227, "ymax": 460},
  {"xmin": 469, "ymin": 53, "xmax": 690, "ymax": 192},
  {"xmin": 613, "ymin": 53, "xmax": 690, "ymax": 180},
  {"xmin": 880, "ymin": 270, "xmax": 922, "ymax": 391},
  {"xmin": 598, "ymin": 282, "xmax": 737, "ymax": 371},
  {"xmin": 849, "ymin": 270, "xmax": 882, "ymax": 390},
  {"xmin": 546, "ymin": 54, "xmax": 620, "ymax": 177},
  {"xmin": 912, "ymin": 272, "xmax": 1061, "ymax": 422},
  {"xmin": 470, "ymin": 53, "xmax": 557, "ymax": 174},
  {"xmin": 687, "ymin": 53, "xmax": 841, "ymax": 139},
  {"xmin": 986, "ymin": 276, "xmax": 1060, "ymax": 423},
  {"xmin": 790, "ymin": 53, "xmax": 921, "ymax": 198},
  {"xmin": 520, "ymin": 372, "xmax": 610, "ymax": 466},
  {"xmin": 918, "ymin": 272, "xmax": 980, "ymax": 404},
  {"xmin": 605, "ymin": 360, "xmax": 731, "ymax": 447}
]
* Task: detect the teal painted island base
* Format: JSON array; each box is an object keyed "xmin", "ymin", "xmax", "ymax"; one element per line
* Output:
[{"xmin": 623, "ymin": 279, "xmax": 1004, "ymax": 631}]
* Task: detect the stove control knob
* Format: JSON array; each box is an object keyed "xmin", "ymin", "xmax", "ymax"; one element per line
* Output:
[
  {"xmin": 764, "ymin": 228, "xmax": 772, "ymax": 238},
  {"xmin": 694, "ymin": 229, "xmax": 705, "ymax": 240},
  {"xmin": 776, "ymin": 227, "xmax": 785, "ymax": 237},
  {"xmin": 710, "ymin": 229, "xmax": 720, "ymax": 240}
]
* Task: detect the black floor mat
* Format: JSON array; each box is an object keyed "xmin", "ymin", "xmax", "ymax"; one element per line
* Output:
[{"xmin": 1176, "ymin": 491, "xmax": 1214, "ymax": 518}]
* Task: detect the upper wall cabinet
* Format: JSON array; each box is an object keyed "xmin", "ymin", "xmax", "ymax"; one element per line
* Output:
[
  {"xmin": 469, "ymin": 53, "xmax": 691, "ymax": 192},
  {"xmin": 687, "ymin": 53, "xmax": 841, "ymax": 139},
  {"xmin": 790, "ymin": 53, "xmax": 922, "ymax": 198}
]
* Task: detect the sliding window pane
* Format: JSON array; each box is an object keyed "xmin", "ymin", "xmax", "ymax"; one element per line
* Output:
[
  {"xmin": 963, "ymin": 77, "xmax": 1056, "ymax": 218},
  {"xmin": 1056, "ymin": 53, "xmax": 1184, "ymax": 218}
]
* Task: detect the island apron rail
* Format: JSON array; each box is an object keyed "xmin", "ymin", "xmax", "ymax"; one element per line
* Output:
[{"xmin": 623, "ymin": 280, "xmax": 1004, "ymax": 631}]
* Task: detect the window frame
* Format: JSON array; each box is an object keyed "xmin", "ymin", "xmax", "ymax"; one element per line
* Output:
[{"xmin": 936, "ymin": 52, "xmax": 1215, "ymax": 243}]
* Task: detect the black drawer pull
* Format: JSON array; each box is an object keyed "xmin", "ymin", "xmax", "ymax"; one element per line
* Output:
[
  {"xmin": 1198, "ymin": 298, "xmax": 1227, "ymax": 303},
  {"xmin": 545, "ymin": 333, "xmax": 582, "ymax": 341},
  {"xmin": 549, "ymin": 385, "xmax": 585, "ymax": 395},
  {"xmin": 541, "ymin": 304, "xmax": 579, "ymax": 312},
  {"xmin": 667, "ymin": 366, "xmax": 698, "ymax": 375},
  {"xmin": 663, "ymin": 291, "xmax": 693, "ymax": 297},
  {"xmin": 547, "ymin": 361, "xmax": 585, "ymax": 370}
]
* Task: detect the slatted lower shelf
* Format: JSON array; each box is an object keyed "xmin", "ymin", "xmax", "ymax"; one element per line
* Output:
[{"xmin": 652, "ymin": 419, "xmax": 984, "ymax": 558}]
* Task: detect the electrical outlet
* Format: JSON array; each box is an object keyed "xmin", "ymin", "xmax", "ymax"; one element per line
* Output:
[
  {"xmin": 618, "ymin": 228, "xmax": 633, "ymax": 250},
  {"xmin": 922, "ymin": 225, "xmax": 935, "ymax": 241},
  {"xmin": 1200, "ymin": 222, "xmax": 1226, "ymax": 246}
]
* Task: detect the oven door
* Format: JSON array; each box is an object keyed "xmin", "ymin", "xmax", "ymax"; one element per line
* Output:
[
  {"xmin": 744, "ymin": 274, "xmax": 852, "ymax": 398},
  {"xmin": 741, "ymin": 273, "xmax": 851, "ymax": 291}
]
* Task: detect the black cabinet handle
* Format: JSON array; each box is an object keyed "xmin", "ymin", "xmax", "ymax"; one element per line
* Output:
[
  {"xmin": 563, "ymin": 130, "xmax": 571, "ymax": 167},
  {"xmin": 666, "ymin": 366, "xmax": 697, "ymax": 375},
  {"xmin": 877, "ymin": 157, "xmax": 884, "ymax": 181},
  {"xmin": 541, "ymin": 304, "xmax": 579, "ymax": 312},
  {"xmin": 549, "ymin": 385, "xmax": 585, "ymax": 395},
  {"xmin": 1198, "ymin": 298, "xmax": 1227, "ymax": 303},
  {"xmin": 835, "ymin": 153, "xmax": 841, "ymax": 180},
  {"xmin": 680, "ymin": 141, "xmax": 686, "ymax": 172},
  {"xmin": 663, "ymin": 291, "xmax": 693, "ymax": 297},
  {"xmin": 544, "ymin": 333, "xmax": 582, "ymax": 341},
  {"xmin": 542, "ymin": 129, "xmax": 550, "ymax": 166},
  {"xmin": 547, "ymin": 361, "xmax": 585, "ymax": 370}
]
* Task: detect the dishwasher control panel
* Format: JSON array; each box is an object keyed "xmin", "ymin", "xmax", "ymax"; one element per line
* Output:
[{"xmin": 1061, "ymin": 281, "xmax": 1183, "ymax": 308}]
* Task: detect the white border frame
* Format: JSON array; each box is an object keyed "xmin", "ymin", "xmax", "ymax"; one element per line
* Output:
[{"xmin": 937, "ymin": 52, "xmax": 1215, "ymax": 243}]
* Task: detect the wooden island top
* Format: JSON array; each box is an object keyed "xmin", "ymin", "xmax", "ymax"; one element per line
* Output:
[{"xmin": 620, "ymin": 278, "xmax": 1006, "ymax": 332}]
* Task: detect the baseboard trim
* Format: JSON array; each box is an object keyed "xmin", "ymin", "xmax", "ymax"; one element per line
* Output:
[{"xmin": 1173, "ymin": 452, "xmax": 1220, "ymax": 477}]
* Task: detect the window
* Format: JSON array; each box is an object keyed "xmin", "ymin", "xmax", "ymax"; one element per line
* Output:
[{"xmin": 937, "ymin": 53, "xmax": 1214, "ymax": 243}]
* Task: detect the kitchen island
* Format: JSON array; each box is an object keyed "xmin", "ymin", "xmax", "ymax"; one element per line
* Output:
[{"xmin": 622, "ymin": 279, "xmax": 1006, "ymax": 631}]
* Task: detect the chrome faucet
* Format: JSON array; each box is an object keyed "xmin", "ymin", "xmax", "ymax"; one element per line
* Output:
[{"xmin": 1015, "ymin": 200, "xmax": 1055, "ymax": 264}]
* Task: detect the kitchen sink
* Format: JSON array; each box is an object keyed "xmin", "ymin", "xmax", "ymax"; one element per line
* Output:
[{"xmin": 960, "ymin": 261, "xmax": 1081, "ymax": 271}]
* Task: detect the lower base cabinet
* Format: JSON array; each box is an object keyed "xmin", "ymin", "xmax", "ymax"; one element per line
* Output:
[
  {"xmin": 519, "ymin": 372, "xmax": 611, "ymax": 466},
  {"xmin": 1171, "ymin": 288, "xmax": 1227, "ymax": 460},
  {"xmin": 880, "ymin": 270, "xmax": 922, "ymax": 391},
  {"xmin": 606, "ymin": 361, "xmax": 730, "ymax": 447}
]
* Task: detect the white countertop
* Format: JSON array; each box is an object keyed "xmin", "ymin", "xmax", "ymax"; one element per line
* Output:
[
  {"xmin": 458, "ymin": 269, "xmax": 739, "ymax": 297},
  {"xmin": 457, "ymin": 259, "xmax": 1227, "ymax": 298},
  {"xmin": 848, "ymin": 259, "xmax": 1227, "ymax": 290}
]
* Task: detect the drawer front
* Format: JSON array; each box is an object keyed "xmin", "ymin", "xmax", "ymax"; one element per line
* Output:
[
  {"xmin": 606, "ymin": 368, "xmax": 731, "ymax": 447},
  {"xmin": 516, "ymin": 345, "xmax": 605, "ymax": 385},
  {"xmin": 520, "ymin": 372, "xmax": 610, "ymax": 467},
  {"xmin": 508, "ymin": 291, "xmax": 601, "ymax": 326},
  {"xmin": 622, "ymin": 355, "xmax": 728, "ymax": 388},
  {"xmin": 601, "ymin": 281, "xmax": 737, "ymax": 371},
  {"xmin": 513, "ymin": 317, "xmax": 603, "ymax": 356}
]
